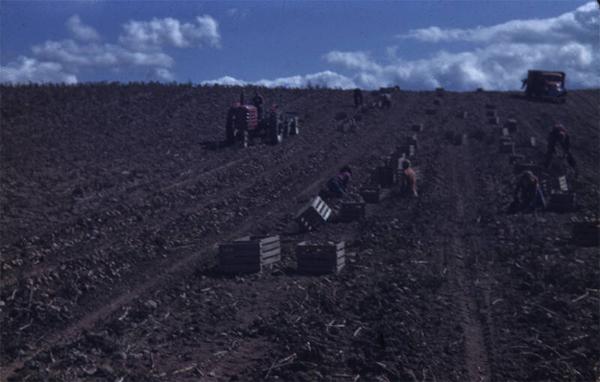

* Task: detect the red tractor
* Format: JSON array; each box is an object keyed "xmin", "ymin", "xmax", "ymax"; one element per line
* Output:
[{"xmin": 225, "ymin": 103, "xmax": 300, "ymax": 147}]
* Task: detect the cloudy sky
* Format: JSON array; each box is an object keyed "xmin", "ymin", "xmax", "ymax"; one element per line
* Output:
[{"xmin": 1, "ymin": 1, "xmax": 598, "ymax": 90}]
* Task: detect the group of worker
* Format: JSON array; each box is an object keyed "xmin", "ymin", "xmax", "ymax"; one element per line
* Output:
[
  {"xmin": 512, "ymin": 123, "xmax": 578, "ymax": 213},
  {"xmin": 323, "ymin": 122, "xmax": 576, "ymax": 214}
]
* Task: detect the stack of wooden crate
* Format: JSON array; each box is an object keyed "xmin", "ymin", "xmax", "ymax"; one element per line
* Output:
[{"xmin": 219, "ymin": 235, "xmax": 281, "ymax": 274}]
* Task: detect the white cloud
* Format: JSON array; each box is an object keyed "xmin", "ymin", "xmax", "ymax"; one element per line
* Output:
[
  {"xmin": 227, "ymin": 8, "xmax": 248, "ymax": 19},
  {"xmin": 399, "ymin": 2, "xmax": 598, "ymax": 45},
  {"xmin": 32, "ymin": 39, "xmax": 174, "ymax": 68},
  {"xmin": 119, "ymin": 15, "xmax": 221, "ymax": 50},
  {"xmin": 202, "ymin": 75, "xmax": 247, "ymax": 86},
  {"xmin": 0, "ymin": 57, "xmax": 77, "ymax": 84},
  {"xmin": 66, "ymin": 15, "xmax": 100, "ymax": 41},
  {"xmin": 202, "ymin": 71, "xmax": 356, "ymax": 89},
  {"xmin": 326, "ymin": 2, "xmax": 599, "ymax": 90},
  {"xmin": 1, "ymin": 14, "xmax": 221, "ymax": 84}
]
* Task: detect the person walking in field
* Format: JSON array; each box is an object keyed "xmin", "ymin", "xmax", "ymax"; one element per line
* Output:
[
  {"xmin": 353, "ymin": 88, "xmax": 363, "ymax": 108},
  {"xmin": 544, "ymin": 123, "xmax": 578, "ymax": 176}
]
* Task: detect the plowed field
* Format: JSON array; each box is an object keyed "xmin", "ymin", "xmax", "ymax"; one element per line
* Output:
[{"xmin": 1, "ymin": 84, "xmax": 598, "ymax": 381}]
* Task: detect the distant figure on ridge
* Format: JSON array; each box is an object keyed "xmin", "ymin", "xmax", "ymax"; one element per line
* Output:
[
  {"xmin": 252, "ymin": 90, "xmax": 264, "ymax": 120},
  {"xmin": 353, "ymin": 88, "xmax": 363, "ymax": 108},
  {"xmin": 544, "ymin": 123, "xmax": 578, "ymax": 176}
]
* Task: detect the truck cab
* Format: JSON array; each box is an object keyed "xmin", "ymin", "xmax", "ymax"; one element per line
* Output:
[{"xmin": 524, "ymin": 70, "xmax": 567, "ymax": 101}]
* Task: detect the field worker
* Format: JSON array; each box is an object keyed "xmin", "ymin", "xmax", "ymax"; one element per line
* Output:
[
  {"xmin": 252, "ymin": 90, "xmax": 264, "ymax": 120},
  {"xmin": 353, "ymin": 88, "xmax": 364, "ymax": 108},
  {"xmin": 513, "ymin": 171, "xmax": 546, "ymax": 212},
  {"xmin": 379, "ymin": 93, "xmax": 392, "ymax": 109},
  {"xmin": 544, "ymin": 123, "xmax": 578, "ymax": 175},
  {"xmin": 399, "ymin": 159, "xmax": 418, "ymax": 197},
  {"xmin": 326, "ymin": 166, "xmax": 353, "ymax": 198}
]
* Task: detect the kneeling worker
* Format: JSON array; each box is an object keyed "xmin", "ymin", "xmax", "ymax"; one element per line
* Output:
[
  {"xmin": 326, "ymin": 166, "xmax": 353, "ymax": 198},
  {"xmin": 513, "ymin": 170, "xmax": 546, "ymax": 212}
]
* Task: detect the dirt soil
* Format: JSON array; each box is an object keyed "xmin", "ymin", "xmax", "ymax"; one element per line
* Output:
[{"xmin": 1, "ymin": 84, "xmax": 599, "ymax": 382}]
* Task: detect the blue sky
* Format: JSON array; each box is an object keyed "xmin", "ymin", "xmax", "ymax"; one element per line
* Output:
[{"xmin": 1, "ymin": 0, "xmax": 598, "ymax": 90}]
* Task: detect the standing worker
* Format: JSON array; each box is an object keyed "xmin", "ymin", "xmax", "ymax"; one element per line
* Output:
[
  {"xmin": 544, "ymin": 123, "xmax": 578, "ymax": 175},
  {"xmin": 512, "ymin": 170, "xmax": 546, "ymax": 212},
  {"xmin": 252, "ymin": 90, "xmax": 264, "ymax": 120},
  {"xmin": 353, "ymin": 88, "xmax": 363, "ymax": 108},
  {"xmin": 399, "ymin": 159, "xmax": 418, "ymax": 197}
]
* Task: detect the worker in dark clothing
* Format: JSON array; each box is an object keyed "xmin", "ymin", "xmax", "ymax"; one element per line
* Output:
[
  {"xmin": 512, "ymin": 170, "xmax": 546, "ymax": 212},
  {"xmin": 544, "ymin": 123, "xmax": 578, "ymax": 175},
  {"xmin": 399, "ymin": 159, "xmax": 418, "ymax": 197},
  {"xmin": 252, "ymin": 90, "xmax": 264, "ymax": 120},
  {"xmin": 326, "ymin": 166, "xmax": 352, "ymax": 198},
  {"xmin": 239, "ymin": 89, "xmax": 245, "ymax": 105},
  {"xmin": 353, "ymin": 88, "xmax": 363, "ymax": 108}
]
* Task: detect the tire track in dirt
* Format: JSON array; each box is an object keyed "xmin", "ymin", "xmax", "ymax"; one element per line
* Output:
[{"xmin": 446, "ymin": 146, "xmax": 492, "ymax": 382}]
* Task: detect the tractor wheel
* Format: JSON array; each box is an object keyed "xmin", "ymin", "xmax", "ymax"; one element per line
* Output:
[{"xmin": 225, "ymin": 124, "xmax": 235, "ymax": 145}]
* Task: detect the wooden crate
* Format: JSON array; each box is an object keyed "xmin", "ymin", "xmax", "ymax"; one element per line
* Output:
[
  {"xmin": 296, "ymin": 196, "xmax": 332, "ymax": 232},
  {"xmin": 407, "ymin": 134, "xmax": 418, "ymax": 149},
  {"xmin": 499, "ymin": 140, "xmax": 515, "ymax": 154},
  {"xmin": 296, "ymin": 241, "xmax": 345, "ymax": 274},
  {"xmin": 547, "ymin": 192, "xmax": 576, "ymax": 213},
  {"xmin": 486, "ymin": 110, "xmax": 498, "ymax": 118},
  {"xmin": 411, "ymin": 123, "xmax": 424, "ymax": 132},
  {"xmin": 360, "ymin": 187, "xmax": 381, "ymax": 203},
  {"xmin": 529, "ymin": 137, "xmax": 537, "ymax": 147},
  {"xmin": 454, "ymin": 133, "xmax": 467, "ymax": 146},
  {"xmin": 501, "ymin": 127, "xmax": 510, "ymax": 136},
  {"xmin": 506, "ymin": 118, "xmax": 518, "ymax": 132},
  {"xmin": 376, "ymin": 166, "xmax": 397, "ymax": 188},
  {"xmin": 488, "ymin": 116, "xmax": 500, "ymax": 125},
  {"xmin": 457, "ymin": 111, "xmax": 468, "ymax": 119},
  {"xmin": 219, "ymin": 235, "xmax": 281, "ymax": 274},
  {"xmin": 572, "ymin": 221, "xmax": 599, "ymax": 247},
  {"xmin": 340, "ymin": 202, "xmax": 366, "ymax": 222}
]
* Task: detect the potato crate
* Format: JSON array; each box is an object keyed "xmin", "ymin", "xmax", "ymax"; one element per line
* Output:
[
  {"xmin": 488, "ymin": 116, "xmax": 500, "ymax": 125},
  {"xmin": 506, "ymin": 118, "xmax": 518, "ymax": 132},
  {"xmin": 411, "ymin": 123, "xmax": 424, "ymax": 132},
  {"xmin": 457, "ymin": 111, "xmax": 468, "ymax": 119},
  {"xmin": 499, "ymin": 140, "xmax": 515, "ymax": 154},
  {"xmin": 376, "ymin": 166, "xmax": 397, "ymax": 188},
  {"xmin": 296, "ymin": 241, "xmax": 345, "ymax": 274},
  {"xmin": 219, "ymin": 235, "xmax": 281, "ymax": 274},
  {"xmin": 339, "ymin": 202, "xmax": 366, "ymax": 222},
  {"xmin": 501, "ymin": 127, "xmax": 510, "ymax": 136},
  {"xmin": 529, "ymin": 137, "xmax": 537, "ymax": 147},
  {"xmin": 360, "ymin": 187, "xmax": 381, "ymax": 203},
  {"xmin": 407, "ymin": 134, "xmax": 418, "ymax": 149},
  {"xmin": 486, "ymin": 110, "xmax": 498, "ymax": 118},
  {"xmin": 296, "ymin": 196, "xmax": 332, "ymax": 232},
  {"xmin": 453, "ymin": 133, "xmax": 467, "ymax": 146},
  {"xmin": 572, "ymin": 221, "xmax": 599, "ymax": 247},
  {"xmin": 547, "ymin": 192, "xmax": 576, "ymax": 213}
]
